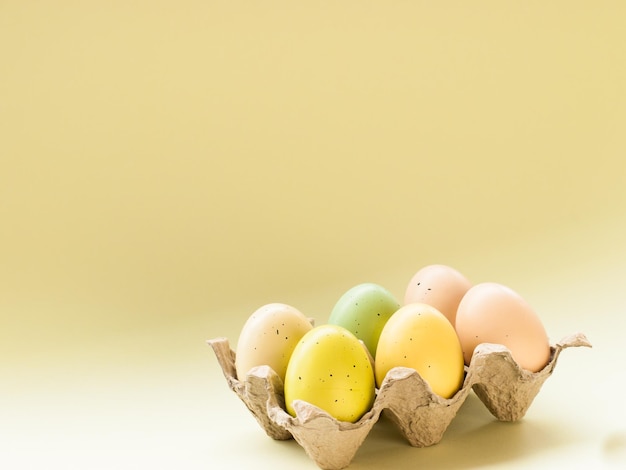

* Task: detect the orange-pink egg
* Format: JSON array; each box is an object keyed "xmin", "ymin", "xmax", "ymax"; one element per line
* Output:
[{"xmin": 455, "ymin": 282, "xmax": 551, "ymax": 372}]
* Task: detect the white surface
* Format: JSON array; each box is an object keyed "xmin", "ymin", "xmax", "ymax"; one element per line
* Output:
[{"xmin": 4, "ymin": 251, "xmax": 625, "ymax": 470}]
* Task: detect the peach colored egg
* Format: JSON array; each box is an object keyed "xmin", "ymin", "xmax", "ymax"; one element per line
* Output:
[
  {"xmin": 404, "ymin": 264, "xmax": 472, "ymax": 326},
  {"xmin": 455, "ymin": 282, "xmax": 551, "ymax": 372}
]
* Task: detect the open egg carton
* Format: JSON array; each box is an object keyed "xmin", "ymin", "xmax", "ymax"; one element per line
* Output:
[{"xmin": 209, "ymin": 332, "xmax": 591, "ymax": 470}]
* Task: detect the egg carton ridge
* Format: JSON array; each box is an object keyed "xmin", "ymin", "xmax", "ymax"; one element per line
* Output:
[{"xmin": 207, "ymin": 332, "xmax": 591, "ymax": 470}]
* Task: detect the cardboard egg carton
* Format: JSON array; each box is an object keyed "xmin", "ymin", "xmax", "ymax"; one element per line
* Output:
[{"xmin": 208, "ymin": 332, "xmax": 591, "ymax": 470}]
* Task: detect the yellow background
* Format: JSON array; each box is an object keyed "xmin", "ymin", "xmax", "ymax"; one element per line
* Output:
[{"xmin": 1, "ymin": 1, "xmax": 625, "ymax": 468}]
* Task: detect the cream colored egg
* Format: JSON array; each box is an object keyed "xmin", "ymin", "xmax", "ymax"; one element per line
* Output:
[
  {"xmin": 235, "ymin": 303, "xmax": 313, "ymax": 382},
  {"xmin": 375, "ymin": 303, "xmax": 465, "ymax": 398},
  {"xmin": 455, "ymin": 282, "xmax": 551, "ymax": 372},
  {"xmin": 404, "ymin": 264, "xmax": 472, "ymax": 326}
]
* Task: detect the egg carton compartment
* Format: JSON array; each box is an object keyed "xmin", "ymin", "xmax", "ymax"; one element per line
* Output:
[{"xmin": 208, "ymin": 332, "xmax": 591, "ymax": 470}]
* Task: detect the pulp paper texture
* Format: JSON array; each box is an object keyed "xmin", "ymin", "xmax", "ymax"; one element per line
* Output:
[{"xmin": 209, "ymin": 333, "xmax": 591, "ymax": 470}]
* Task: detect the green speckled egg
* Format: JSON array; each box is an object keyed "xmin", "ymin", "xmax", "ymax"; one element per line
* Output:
[{"xmin": 328, "ymin": 283, "xmax": 400, "ymax": 358}]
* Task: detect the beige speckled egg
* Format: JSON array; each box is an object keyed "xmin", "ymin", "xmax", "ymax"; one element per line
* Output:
[
  {"xmin": 235, "ymin": 303, "xmax": 313, "ymax": 382},
  {"xmin": 455, "ymin": 282, "xmax": 551, "ymax": 372}
]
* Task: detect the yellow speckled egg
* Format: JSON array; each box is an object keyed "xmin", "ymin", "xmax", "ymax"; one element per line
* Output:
[
  {"xmin": 404, "ymin": 264, "xmax": 472, "ymax": 327},
  {"xmin": 375, "ymin": 303, "xmax": 465, "ymax": 398},
  {"xmin": 235, "ymin": 303, "xmax": 313, "ymax": 382},
  {"xmin": 455, "ymin": 282, "xmax": 551, "ymax": 372},
  {"xmin": 284, "ymin": 324, "xmax": 376, "ymax": 423}
]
